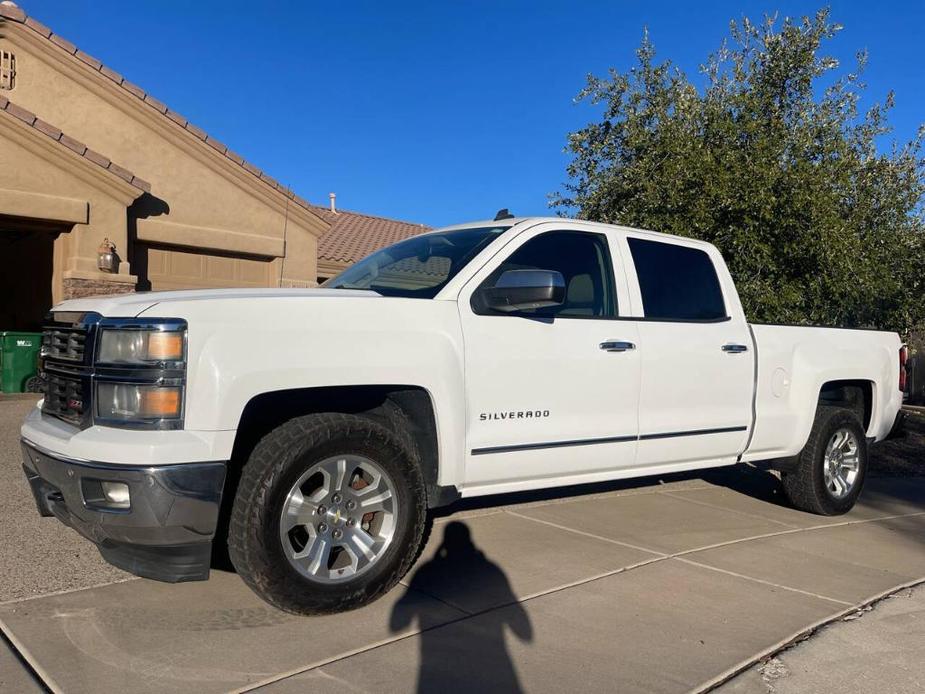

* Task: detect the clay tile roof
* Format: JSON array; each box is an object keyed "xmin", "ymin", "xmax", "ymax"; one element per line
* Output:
[
  {"xmin": 312, "ymin": 205, "xmax": 430, "ymax": 264},
  {"xmin": 0, "ymin": 96, "xmax": 150, "ymax": 192},
  {"xmin": 0, "ymin": 4, "xmax": 312, "ymax": 214}
]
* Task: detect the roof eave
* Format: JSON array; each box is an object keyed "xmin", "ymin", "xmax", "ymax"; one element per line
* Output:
[{"xmin": 0, "ymin": 8, "xmax": 328, "ymax": 234}]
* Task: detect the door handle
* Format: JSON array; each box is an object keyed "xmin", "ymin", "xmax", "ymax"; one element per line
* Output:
[
  {"xmin": 722, "ymin": 343, "xmax": 749, "ymax": 353},
  {"xmin": 600, "ymin": 340, "xmax": 636, "ymax": 352}
]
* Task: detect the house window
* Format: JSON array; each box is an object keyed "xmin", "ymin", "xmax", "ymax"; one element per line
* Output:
[{"xmin": 0, "ymin": 51, "xmax": 15, "ymax": 90}]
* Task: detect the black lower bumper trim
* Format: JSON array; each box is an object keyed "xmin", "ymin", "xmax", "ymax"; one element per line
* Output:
[
  {"xmin": 99, "ymin": 540, "xmax": 213, "ymax": 583},
  {"xmin": 21, "ymin": 439, "xmax": 226, "ymax": 583}
]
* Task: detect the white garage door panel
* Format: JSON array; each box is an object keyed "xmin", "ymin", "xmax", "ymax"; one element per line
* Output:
[{"xmin": 143, "ymin": 245, "xmax": 276, "ymax": 290}]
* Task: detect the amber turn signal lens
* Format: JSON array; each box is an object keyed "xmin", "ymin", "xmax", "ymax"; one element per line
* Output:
[
  {"xmin": 147, "ymin": 332, "xmax": 184, "ymax": 361},
  {"xmin": 140, "ymin": 387, "xmax": 182, "ymax": 417}
]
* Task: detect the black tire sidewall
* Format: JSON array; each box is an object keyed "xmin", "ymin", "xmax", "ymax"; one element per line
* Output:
[{"xmin": 810, "ymin": 409, "xmax": 868, "ymax": 514}]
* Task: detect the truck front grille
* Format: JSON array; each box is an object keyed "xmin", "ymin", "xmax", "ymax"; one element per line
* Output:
[
  {"xmin": 41, "ymin": 327, "xmax": 88, "ymax": 362},
  {"xmin": 40, "ymin": 314, "xmax": 98, "ymax": 429},
  {"xmin": 42, "ymin": 371, "xmax": 86, "ymax": 424}
]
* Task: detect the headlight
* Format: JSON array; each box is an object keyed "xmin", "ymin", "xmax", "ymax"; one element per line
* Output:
[
  {"xmin": 98, "ymin": 329, "xmax": 184, "ymax": 364},
  {"xmin": 96, "ymin": 383, "xmax": 183, "ymax": 422},
  {"xmin": 93, "ymin": 319, "xmax": 187, "ymax": 430}
]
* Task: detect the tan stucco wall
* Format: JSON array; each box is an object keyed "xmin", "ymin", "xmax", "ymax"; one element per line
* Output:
[
  {"xmin": 0, "ymin": 111, "xmax": 140, "ymax": 304},
  {"xmin": 0, "ymin": 22, "xmax": 326, "ymax": 288}
]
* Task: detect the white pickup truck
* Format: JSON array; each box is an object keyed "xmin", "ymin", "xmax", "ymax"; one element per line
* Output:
[{"xmin": 21, "ymin": 216, "xmax": 906, "ymax": 614}]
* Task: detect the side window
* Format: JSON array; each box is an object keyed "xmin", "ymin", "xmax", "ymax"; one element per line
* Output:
[
  {"xmin": 480, "ymin": 231, "xmax": 617, "ymax": 318},
  {"xmin": 628, "ymin": 237, "xmax": 726, "ymax": 321}
]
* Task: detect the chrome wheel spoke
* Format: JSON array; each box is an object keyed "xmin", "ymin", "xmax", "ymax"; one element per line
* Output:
[
  {"xmin": 355, "ymin": 475, "xmax": 394, "ymax": 514},
  {"xmin": 320, "ymin": 457, "xmax": 348, "ymax": 493},
  {"xmin": 282, "ymin": 488, "xmax": 318, "ymax": 531},
  {"xmin": 839, "ymin": 430, "xmax": 851, "ymax": 451},
  {"xmin": 841, "ymin": 456, "xmax": 859, "ymax": 472},
  {"xmin": 349, "ymin": 527, "xmax": 378, "ymax": 563},
  {"xmin": 291, "ymin": 531, "xmax": 329, "ymax": 576},
  {"xmin": 832, "ymin": 471, "xmax": 847, "ymax": 496},
  {"xmin": 304, "ymin": 536, "xmax": 331, "ymax": 576}
]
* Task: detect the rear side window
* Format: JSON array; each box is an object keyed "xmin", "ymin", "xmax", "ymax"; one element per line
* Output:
[{"xmin": 628, "ymin": 238, "xmax": 726, "ymax": 321}]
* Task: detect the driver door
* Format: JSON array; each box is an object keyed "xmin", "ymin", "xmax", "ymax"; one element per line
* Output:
[{"xmin": 457, "ymin": 223, "xmax": 641, "ymax": 492}]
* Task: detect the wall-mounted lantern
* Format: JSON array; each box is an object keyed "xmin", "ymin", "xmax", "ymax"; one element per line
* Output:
[{"xmin": 97, "ymin": 238, "xmax": 117, "ymax": 273}]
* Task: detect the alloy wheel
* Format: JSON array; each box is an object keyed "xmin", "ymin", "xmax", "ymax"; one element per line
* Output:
[
  {"xmin": 823, "ymin": 428, "xmax": 860, "ymax": 499},
  {"xmin": 279, "ymin": 454, "xmax": 397, "ymax": 583}
]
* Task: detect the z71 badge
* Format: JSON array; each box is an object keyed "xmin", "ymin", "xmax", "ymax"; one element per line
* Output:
[{"xmin": 480, "ymin": 410, "xmax": 550, "ymax": 421}]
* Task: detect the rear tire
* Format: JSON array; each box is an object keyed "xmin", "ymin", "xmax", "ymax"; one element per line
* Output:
[
  {"xmin": 228, "ymin": 413, "xmax": 427, "ymax": 615},
  {"xmin": 781, "ymin": 406, "xmax": 867, "ymax": 515}
]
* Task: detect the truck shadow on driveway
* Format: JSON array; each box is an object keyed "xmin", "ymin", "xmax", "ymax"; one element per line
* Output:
[
  {"xmin": 429, "ymin": 463, "xmax": 782, "ymax": 520},
  {"xmin": 389, "ymin": 521, "xmax": 533, "ymax": 694}
]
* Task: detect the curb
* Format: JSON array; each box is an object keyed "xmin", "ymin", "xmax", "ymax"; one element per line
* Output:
[
  {"xmin": 696, "ymin": 576, "xmax": 925, "ymax": 692},
  {"xmin": 0, "ymin": 618, "xmax": 62, "ymax": 693}
]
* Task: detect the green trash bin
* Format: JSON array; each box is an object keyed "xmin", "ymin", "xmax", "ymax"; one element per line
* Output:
[{"xmin": 0, "ymin": 332, "xmax": 43, "ymax": 394}]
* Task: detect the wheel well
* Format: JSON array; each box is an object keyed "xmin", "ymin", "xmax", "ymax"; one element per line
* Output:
[
  {"xmin": 818, "ymin": 380, "xmax": 872, "ymax": 432},
  {"xmin": 228, "ymin": 385, "xmax": 442, "ymax": 504}
]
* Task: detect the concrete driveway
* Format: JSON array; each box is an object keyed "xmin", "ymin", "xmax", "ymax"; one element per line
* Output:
[{"xmin": 2, "ymin": 396, "xmax": 924, "ymax": 693}]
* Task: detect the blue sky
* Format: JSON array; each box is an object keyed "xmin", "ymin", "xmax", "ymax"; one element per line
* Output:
[{"xmin": 27, "ymin": 1, "xmax": 925, "ymax": 227}]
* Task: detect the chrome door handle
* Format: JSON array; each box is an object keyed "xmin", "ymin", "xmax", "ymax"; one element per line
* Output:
[
  {"xmin": 600, "ymin": 340, "xmax": 636, "ymax": 352},
  {"xmin": 722, "ymin": 343, "xmax": 749, "ymax": 353}
]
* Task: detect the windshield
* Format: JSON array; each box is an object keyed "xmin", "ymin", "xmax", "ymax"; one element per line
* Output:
[{"xmin": 323, "ymin": 226, "xmax": 509, "ymax": 298}]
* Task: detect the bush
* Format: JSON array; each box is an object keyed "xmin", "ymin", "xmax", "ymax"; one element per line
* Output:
[{"xmin": 554, "ymin": 9, "xmax": 925, "ymax": 335}]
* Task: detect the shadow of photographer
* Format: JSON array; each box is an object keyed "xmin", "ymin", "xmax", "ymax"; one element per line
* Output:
[{"xmin": 390, "ymin": 521, "xmax": 533, "ymax": 693}]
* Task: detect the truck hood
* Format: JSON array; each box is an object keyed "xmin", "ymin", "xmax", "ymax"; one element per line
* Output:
[{"xmin": 51, "ymin": 287, "xmax": 382, "ymax": 318}]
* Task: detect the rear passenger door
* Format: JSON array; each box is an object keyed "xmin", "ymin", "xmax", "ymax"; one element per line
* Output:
[{"xmin": 623, "ymin": 235, "xmax": 753, "ymax": 468}]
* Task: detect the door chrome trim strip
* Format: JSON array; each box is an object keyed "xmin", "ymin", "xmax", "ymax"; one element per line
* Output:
[
  {"xmin": 471, "ymin": 426, "xmax": 748, "ymax": 456},
  {"xmin": 471, "ymin": 435, "xmax": 637, "ymax": 456},
  {"xmin": 637, "ymin": 425, "xmax": 747, "ymax": 441}
]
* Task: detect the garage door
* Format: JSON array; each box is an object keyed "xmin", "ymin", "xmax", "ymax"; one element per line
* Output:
[
  {"xmin": 137, "ymin": 243, "xmax": 276, "ymax": 291},
  {"xmin": 0, "ymin": 217, "xmax": 59, "ymax": 331}
]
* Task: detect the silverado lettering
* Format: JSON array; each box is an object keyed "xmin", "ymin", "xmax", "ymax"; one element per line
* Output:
[{"xmin": 479, "ymin": 410, "xmax": 550, "ymax": 421}]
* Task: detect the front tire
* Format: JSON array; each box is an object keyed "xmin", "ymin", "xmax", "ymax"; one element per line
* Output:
[
  {"xmin": 781, "ymin": 406, "xmax": 868, "ymax": 515},
  {"xmin": 228, "ymin": 413, "xmax": 427, "ymax": 615}
]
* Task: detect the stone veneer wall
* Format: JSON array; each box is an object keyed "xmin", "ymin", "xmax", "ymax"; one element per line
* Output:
[{"xmin": 62, "ymin": 277, "xmax": 136, "ymax": 300}]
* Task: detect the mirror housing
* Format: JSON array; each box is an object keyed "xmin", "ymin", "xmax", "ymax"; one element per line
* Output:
[{"xmin": 479, "ymin": 269, "xmax": 566, "ymax": 313}]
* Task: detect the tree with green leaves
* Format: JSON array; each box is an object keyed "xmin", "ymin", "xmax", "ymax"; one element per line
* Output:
[{"xmin": 553, "ymin": 9, "xmax": 925, "ymax": 335}]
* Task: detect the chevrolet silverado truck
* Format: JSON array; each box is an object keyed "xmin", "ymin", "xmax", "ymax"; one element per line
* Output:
[{"xmin": 21, "ymin": 217, "xmax": 906, "ymax": 615}]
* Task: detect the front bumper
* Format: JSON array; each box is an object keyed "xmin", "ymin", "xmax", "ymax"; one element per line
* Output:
[{"xmin": 21, "ymin": 439, "xmax": 226, "ymax": 582}]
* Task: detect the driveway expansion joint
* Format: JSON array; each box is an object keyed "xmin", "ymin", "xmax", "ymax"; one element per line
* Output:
[
  {"xmin": 674, "ymin": 557, "xmax": 853, "ymax": 606},
  {"xmin": 503, "ymin": 508, "xmax": 669, "ymax": 556},
  {"xmin": 659, "ymin": 489, "xmax": 800, "ymax": 529},
  {"xmin": 0, "ymin": 618, "xmax": 60, "ymax": 693}
]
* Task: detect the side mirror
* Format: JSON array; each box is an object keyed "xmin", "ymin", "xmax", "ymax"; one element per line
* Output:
[{"xmin": 480, "ymin": 269, "xmax": 566, "ymax": 313}]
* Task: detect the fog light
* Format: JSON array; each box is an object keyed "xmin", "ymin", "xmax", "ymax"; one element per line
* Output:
[{"xmin": 100, "ymin": 481, "xmax": 130, "ymax": 508}]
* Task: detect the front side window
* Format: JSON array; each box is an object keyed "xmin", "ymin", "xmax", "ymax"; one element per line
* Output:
[
  {"xmin": 628, "ymin": 237, "xmax": 726, "ymax": 321},
  {"xmin": 324, "ymin": 226, "xmax": 507, "ymax": 298},
  {"xmin": 477, "ymin": 231, "xmax": 617, "ymax": 318}
]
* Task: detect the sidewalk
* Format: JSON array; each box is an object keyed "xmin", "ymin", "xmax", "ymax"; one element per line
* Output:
[{"xmin": 720, "ymin": 584, "xmax": 925, "ymax": 693}]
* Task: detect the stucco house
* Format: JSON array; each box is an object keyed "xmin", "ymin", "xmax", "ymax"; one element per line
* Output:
[{"xmin": 0, "ymin": 3, "xmax": 426, "ymax": 331}]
